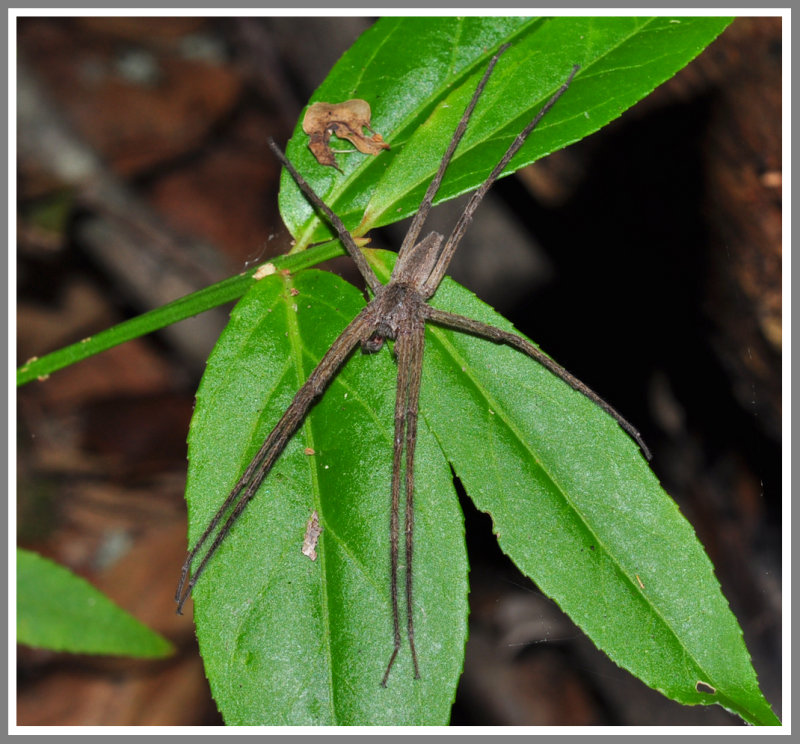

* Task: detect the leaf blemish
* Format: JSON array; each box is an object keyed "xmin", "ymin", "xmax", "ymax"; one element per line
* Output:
[
  {"xmin": 253, "ymin": 262, "xmax": 277, "ymax": 279},
  {"xmin": 695, "ymin": 681, "xmax": 716, "ymax": 695},
  {"xmin": 302, "ymin": 510, "xmax": 323, "ymax": 561}
]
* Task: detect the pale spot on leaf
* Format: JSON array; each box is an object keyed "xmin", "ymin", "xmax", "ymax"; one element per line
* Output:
[
  {"xmin": 302, "ymin": 510, "xmax": 322, "ymax": 561},
  {"xmin": 253, "ymin": 263, "xmax": 276, "ymax": 279}
]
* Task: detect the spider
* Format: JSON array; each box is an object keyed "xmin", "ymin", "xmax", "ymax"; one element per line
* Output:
[{"xmin": 176, "ymin": 44, "xmax": 650, "ymax": 686}]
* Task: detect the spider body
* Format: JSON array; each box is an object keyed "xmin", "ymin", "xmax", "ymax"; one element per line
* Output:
[{"xmin": 362, "ymin": 233, "xmax": 444, "ymax": 352}]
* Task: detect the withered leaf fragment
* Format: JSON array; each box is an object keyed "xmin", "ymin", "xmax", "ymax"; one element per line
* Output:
[{"xmin": 302, "ymin": 99, "xmax": 389, "ymax": 170}]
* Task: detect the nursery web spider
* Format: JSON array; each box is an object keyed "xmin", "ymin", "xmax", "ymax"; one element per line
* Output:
[{"xmin": 176, "ymin": 44, "xmax": 650, "ymax": 686}]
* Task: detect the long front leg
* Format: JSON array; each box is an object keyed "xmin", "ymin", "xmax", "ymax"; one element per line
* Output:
[
  {"xmin": 422, "ymin": 65, "xmax": 579, "ymax": 297},
  {"xmin": 267, "ymin": 139, "xmax": 383, "ymax": 296},
  {"xmin": 424, "ymin": 306, "xmax": 651, "ymax": 460},
  {"xmin": 176, "ymin": 306, "xmax": 377, "ymax": 613},
  {"xmin": 398, "ymin": 44, "xmax": 511, "ymax": 256}
]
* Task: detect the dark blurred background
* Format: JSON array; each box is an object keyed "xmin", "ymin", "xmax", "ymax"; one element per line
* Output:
[{"xmin": 16, "ymin": 17, "xmax": 781, "ymax": 726}]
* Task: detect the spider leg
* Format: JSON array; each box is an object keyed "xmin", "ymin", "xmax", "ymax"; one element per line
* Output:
[
  {"xmin": 267, "ymin": 138, "xmax": 383, "ymax": 296},
  {"xmin": 402, "ymin": 320, "xmax": 426, "ymax": 680},
  {"xmin": 176, "ymin": 306, "xmax": 377, "ymax": 613},
  {"xmin": 398, "ymin": 43, "xmax": 511, "ymax": 257},
  {"xmin": 422, "ymin": 65, "xmax": 580, "ymax": 297},
  {"xmin": 424, "ymin": 306, "xmax": 652, "ymax": 460},
  {"xmin": 382, "ymin": 329, "xmax": 410, "ymax": 686},
  {"xmin": 381, "ymin": 317, "xmax": 425, "ymax": 686}
]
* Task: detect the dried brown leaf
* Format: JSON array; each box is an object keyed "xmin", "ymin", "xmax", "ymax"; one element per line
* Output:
[{"xmin": 302, "ymin": 99, "xmax": 389, "ymax": 170}]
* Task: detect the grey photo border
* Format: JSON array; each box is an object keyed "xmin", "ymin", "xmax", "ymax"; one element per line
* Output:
[{"xmin": 8, "ymin": 3, "xmax": 788, "ymax": 734}]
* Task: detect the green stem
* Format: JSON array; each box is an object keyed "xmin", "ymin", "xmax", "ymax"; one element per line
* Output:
[{"xmin": 17, "ymin": 241, "xmax": 346, "ymax": 386}]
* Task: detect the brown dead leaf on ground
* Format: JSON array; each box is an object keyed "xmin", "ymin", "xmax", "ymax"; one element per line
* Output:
[
  {"xmin": 18, "ymin": 19, "xmax": 242, "ymax": 178},
  {"xmin": 302, "ymin": 99, "xmax": 389, "ymax": 170}
]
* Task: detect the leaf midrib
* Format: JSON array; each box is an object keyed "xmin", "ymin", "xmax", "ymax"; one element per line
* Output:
[{"xmin": 282, "ymin": 273, "xmax": 338, "ymax": 725}]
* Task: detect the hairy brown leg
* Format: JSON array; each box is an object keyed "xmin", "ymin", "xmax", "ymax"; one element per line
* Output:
[
  {"xmin": 399, "ymin": 44, "xmax": 511, "ymax": 256},
  {"xmin": 382, "ymin": 329, "xmax": 409, "ymax": 686},
  {"xmin": 424, "ymin": 306, "xmax": 651, "ymax": 460},
  {"xmin": 422, "ymin": 64, "xmax": 580, "ymax": 297},
  {"xmin": 267, "ymin": 138, "xmax": 383, "ymax": 296},
  {"xmin": 401, "ymin": 319, "xmax": 426, "ymax": 680},
  {"xmin": 381, "ymin": 314, "xmax": 425, "ymax": 685},
  {"xmin": 176, "ymin": 306, "xmax": 378, "ymax": 613}
]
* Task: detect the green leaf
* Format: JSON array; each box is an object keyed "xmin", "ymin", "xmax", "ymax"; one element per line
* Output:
[
  {"xmin": 279, "ymin": 16, "xmax": 732, "ymax": 250},
  {"xmin": 365, "ymin": 252, "xmax": 779, "ymax": 728},
  {"xmin": 186, "ymin": 269, "xmax": 468, "ymax": 725},
  {"xmin": 187, "ymin": 251, "xmax": 777, "ymax": 726},
  {"xmin": 16, "ymin": 548, "xmax": 173, "ymax": 658}
]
